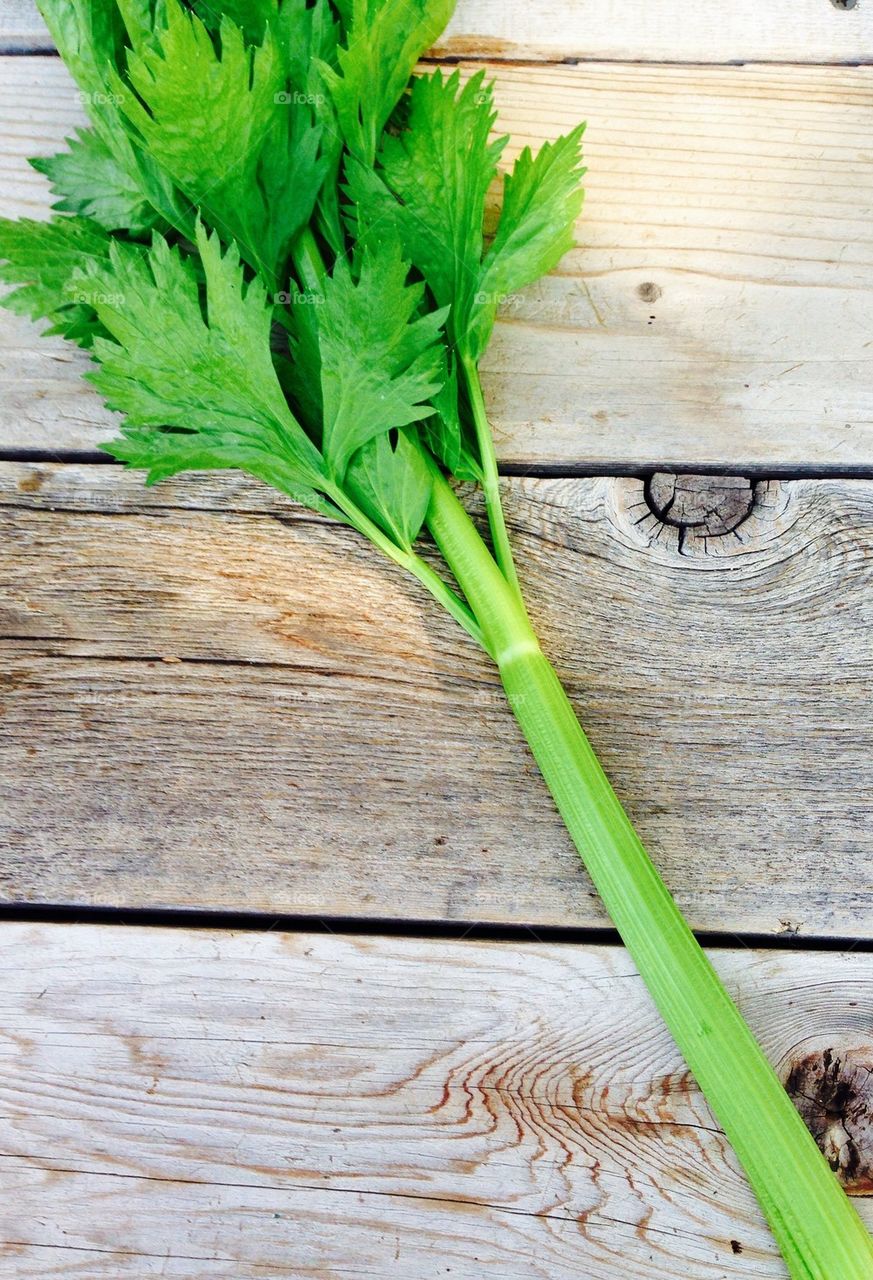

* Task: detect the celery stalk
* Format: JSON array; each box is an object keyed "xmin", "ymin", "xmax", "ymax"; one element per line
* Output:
[
  {"xmin": 7, "ymin": 3, "xmax": 869, "ymax": 1269},
  {"xmin": 426, "ymin": 469, "xmax": 873, "ymax": 1280},
  {"xmin": 460, "ymin": 355, "xmax": 524, "ymax": 606}
]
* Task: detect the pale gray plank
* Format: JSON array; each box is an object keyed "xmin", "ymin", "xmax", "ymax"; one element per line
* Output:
[
  {"xmin": 0, "ymin": 924, "xmax": 870, "ymax": 1277},
  {"xmin": 1, "ymin": 57, "xmax": 871, "ymax": 469},
  {"xmin": 1, "ymin": 0, "xmax": 870, "ymax": 62}
]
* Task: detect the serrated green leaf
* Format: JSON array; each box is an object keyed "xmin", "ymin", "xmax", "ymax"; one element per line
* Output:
[
  {"xmin": 0, "ymin": 214, "xmax": 113, "ymax": 346},
  {"xmin": 36, "ymin": 0, "xmax": 186, "ymax": 233},
  {"xmin": 32, "ymin": 128, "xmax": 159, "ymax": 234},
  {"xmin": 346, "ymin": 428, "xmax": 433, "ymax": 550},
  {"xmin": 115, "ymin": 0, "xmax": 328, "ymax": 287},
  {"xmin": 315, "ymin": 240, "xmax": 447, "ymax": 478},
  {"xmin": 320, "ymin": 0, "xmax": 458, "ymax": 164},
  {"xmin": 468, "ymin": 124, "xmax": 585, "ymax": 358},
  {"xmin": 116, "ymin": 0, "xmax": 166, "ymax": 50},
  {"xmin": 273, "ymin": 0, "xmax": 345, "ymax": 252},
  {"xmin": 364, "ymin": 69, "xmax": 506, "ymax": 353},
  {"xmin": 276, "ymin": 0, "xmax": 341, "ymax": 87},
  {"xmin": 423, "ymin": 352, "xmax": 481, "ymax": 482},
  {"xmin": 117, "ymin": 3, "xmax": 281, "ymax": 219},
  {"xmin": 36, "ymin": 0, "xmax": 126, "ymax": 95},
  {"xmin": 358, "ymin": 67, "xmax": 584, "ymax": 363},
  {"xmin": 192, "ymin": 0, "xmax": 277, "ymax": 43},
  {"xmin": 342, "ymin": 154, "xmax": 405, "ymax": 249},
  {"xmin": 193, "ymin": 0, "xmax": 339, "ymax": 83},
  {"xmin": 87, "ymin": 223, "xmax": 333, "ymax": 512}
]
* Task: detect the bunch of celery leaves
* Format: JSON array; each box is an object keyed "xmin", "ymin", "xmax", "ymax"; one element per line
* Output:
[{"xmin": 0, "ymin": 2, "xmax": 869, "ymax": 1274}]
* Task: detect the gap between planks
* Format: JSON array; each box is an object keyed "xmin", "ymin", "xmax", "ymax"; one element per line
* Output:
[
  {"xmin": 7, "ymin": 450, "xmax": 873, "ymax": 484},
  {"xmin": 4, "ymin": 899, "xmax": 873, "ymax": 954}
]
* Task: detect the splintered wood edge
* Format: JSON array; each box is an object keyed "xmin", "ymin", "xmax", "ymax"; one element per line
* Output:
[{"xmin": 0, "ymin": 923, "xmax": 870, "ymax": 1279}]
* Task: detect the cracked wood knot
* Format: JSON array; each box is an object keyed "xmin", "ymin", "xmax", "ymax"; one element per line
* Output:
[
  {"xmin": 785, "ymin": 1047, "xmax": 873, "ymax": 1193},
  {"xmin": 645, "ymin": 473, "xmax": 756, "ymax": 540}
]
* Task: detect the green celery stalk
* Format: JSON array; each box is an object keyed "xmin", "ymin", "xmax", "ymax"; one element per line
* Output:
[
  {"xmin": 460, "ymin": 354, "xmax": 523, "ymax": 605},
  {"xmin": 426, "ymin": 468, "xmax": 873, "ymax": 1280}
]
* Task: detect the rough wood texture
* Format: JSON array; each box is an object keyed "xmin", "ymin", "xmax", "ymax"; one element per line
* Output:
[
  {"xmin": 647, "ymin": 474, "xmax": 755, "ymax": 540},
  {"xmin": 0, "ymin": 923, "xmax": 871, "ymax": 1278},
  {"xmin": 1, "ymin": 56, "xmax": 871, "ymax": 470},
  {"xmin": 2, "ymin": 463, "xmax": 872, "ymax": 937},
  {"xmin": 1, "ymin": 0, "xmax": 870, "ymax": 62},
  {"xmin": 786, "ymin": 1047, "xmax": 873, "ymax": 1193}
]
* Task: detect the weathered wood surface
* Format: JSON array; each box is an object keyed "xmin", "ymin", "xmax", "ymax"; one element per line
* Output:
[
  {"xmin": 1, "ymin": 56, "xmax": 871, "ymax": 470},
  {"xmin": 0, "ymin": 923, "xmax": 870, "ymax": 1278},
  {"xmin": 2, "ymin": 462, "xmax": 871, "ymax": 936},
  {"xmin": 2, "ymin": 0, "xmax": 871, "ymax": 62}
]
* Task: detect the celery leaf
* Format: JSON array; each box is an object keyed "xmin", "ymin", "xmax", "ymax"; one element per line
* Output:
[
  {"xmin": 36, "ymin": 0, "xmax": 185, "ymax": 232},
  {"xmin": 88, "ymin": 224, "xmax": 333, "ymax": 512},
  {"xmin": 346, "ymin": 429, "xmax": 433, "ymax": 550},
  {"xmin": 320, "ymin": 0, "xmax": 457, "ymax": 164},
  {"xmin": 357, "ymin": 67, "xmax": 584, "ymax": 361},
  {"xmin": 32, "ymin": 129, "xmax": 159, "ymax": 235},
  {"xmin": 469, "ymin": 125, "xmax": 586, "ymax": 358},
  {"xmin": 114, "ymin": 0, "xmax": 328, "ymax": 286},
  {"xmin": 0, "ymin": 214, "xmax": 113, "ymax": 346},
  {"xmin": 368, "ymin": 69, "xmax": 505, "ymax": 345},
  {"xmin": 314, "ymin": 241, "xmax": 447, "ymax": 478}
]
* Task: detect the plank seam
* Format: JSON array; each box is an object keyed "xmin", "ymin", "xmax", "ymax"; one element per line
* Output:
[
  {"xmin": 0, "ymin": 47, "xmax": 870, "ymax": 67},
  {"xmin": 0, "ymin": 903, "xmax": 869, "ymax": 952},
  {"xmin": 425, "ymin": 55, "xmax": 873, "ymax": 69},
  {"xmin": 6, "ymin": 451, "xmax": 873, "ymax": 481}
]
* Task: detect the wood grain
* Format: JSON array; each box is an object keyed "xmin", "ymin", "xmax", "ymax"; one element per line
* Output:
[
  {"xmin": 1, "ymin": 56, "xmax": 871, "ymax": 470},
  {"xmin": 1, "ymin": 0, "xmax": 870, "ymax": 62},
  {"xmin": 2, "ymin": 462, "xmax": 872, "ymax": 936},
  {"xmin": 0, "ymin": 923, "xmax": 871, "ymax": 1278}
]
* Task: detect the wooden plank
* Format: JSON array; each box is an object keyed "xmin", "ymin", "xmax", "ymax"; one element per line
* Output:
[
  {"xmin": 2, "ymin": 0, "xmax": 871, "ymax": 62},
  {"xmin": 0, "ymin": 923, "xmax": 870, "ymax": 1277},
  {"xmin": 1, "ymin": 57, "xmax": 871, "ymax": 470},
  {"xmin": 0, "ymin": 0, "xmax": 46, "ymax": 51},
  {"xmin": 2, "ymin": 462, "xmax": 872, "ymax": 937}
]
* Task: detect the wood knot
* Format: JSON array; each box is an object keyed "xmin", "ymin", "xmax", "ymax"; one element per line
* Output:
[
  {"xmin": 638, "ymin": 472, "xmax": 757, "ymax": 556},
  {"xmin": 646, "ymin": 474, "xmax": 754, "ymax": 537},
  {"xmin": 636, "ymin": 281, "xmax": 662, "ymax": 303},
  {"xmin": 785, "ymin": 1047, "xmax": 873, "ymax": 1193},
  {"xmin": 625, "ymin": 473, "xmax": 768, "ymax": 557}
]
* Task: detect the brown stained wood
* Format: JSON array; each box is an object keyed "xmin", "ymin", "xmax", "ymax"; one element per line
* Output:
[
  {"xmin": 2, "ymin": 0, "xmax": 871, "ymax": 61},
  {"xmin": 786, "ymin": 1047, "xmax": 873, "ymax": 1194},
  {"xmin": 1, "ymin": 57, "xmax": 872, "ymax": 469},
  {"xmin": 2, "ymin": 463, "xmax": 872, "ymax": 936},
  {"xmin": 0, "ymin": 923, "xmax": 871, "ymax": 1277}
]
